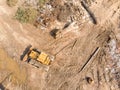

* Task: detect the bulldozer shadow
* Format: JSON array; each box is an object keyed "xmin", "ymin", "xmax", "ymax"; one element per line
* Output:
[{"xmin": 20, "ymin": 45, "xmax": 32, "ymax": 60}]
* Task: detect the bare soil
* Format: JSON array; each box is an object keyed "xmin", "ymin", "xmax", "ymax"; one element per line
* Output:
[{"xmin": 0, "ymin": 0, "xmax": 120, "ymax": 90}]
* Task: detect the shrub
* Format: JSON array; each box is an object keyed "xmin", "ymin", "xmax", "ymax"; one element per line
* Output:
[
  {"xmin": 15, "ymin": 7, "xmax": 38, "ymax": 23},
  {"xmin": 6, "ymin": 0, "xmax": 18, "ymax": 7}
]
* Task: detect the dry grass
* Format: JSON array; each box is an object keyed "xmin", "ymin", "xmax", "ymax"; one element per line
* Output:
[
  {"xmin": 6, "ymin": 0, "xmax": 18, "ymax": 7},
  {"xmin": 0, "ymin": 48, "xmax": 27, "ymax": 85}
]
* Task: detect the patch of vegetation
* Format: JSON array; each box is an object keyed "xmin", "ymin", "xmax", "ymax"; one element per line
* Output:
[
  {"xmin": 6, "ymin": 0, "xmax": 18, "ymax": 7},
  {"xmin": 38, "ymin": 0, "xmax": 48, "ymax": 7},
  {"xmin": 15, "ymin": 7, "xmax": 38, "ymax": 23}
]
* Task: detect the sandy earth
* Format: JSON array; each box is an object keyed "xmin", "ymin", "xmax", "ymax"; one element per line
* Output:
[{"xmin": 0, "ymin": 0, "xmax": 120, "ymax": 90}]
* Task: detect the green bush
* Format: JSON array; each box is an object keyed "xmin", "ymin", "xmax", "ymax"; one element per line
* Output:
[
  {"xmin": 6, "ymin": 0, "xmax": 18, "ymax": 7},
  {"xmin": 15, "ymin": 7, "xmax": 38, "ymax": 23}
]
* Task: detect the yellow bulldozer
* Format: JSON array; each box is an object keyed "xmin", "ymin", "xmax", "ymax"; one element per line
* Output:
[{"xmin": 21, "ymin": 45, "xmax": 54, "ymax": 68}]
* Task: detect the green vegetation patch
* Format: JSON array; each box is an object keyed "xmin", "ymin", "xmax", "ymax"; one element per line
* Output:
[
  {"xmin": 15, "ymin": 7, "xmax": 38, "ymax": 23},
  {"xmin": 6, "ymin": 0, "xmax": 18, "ymax": 7},
  {"xmin": 38, "ymin": 0, "xmax": 48, "ymax": 7}
]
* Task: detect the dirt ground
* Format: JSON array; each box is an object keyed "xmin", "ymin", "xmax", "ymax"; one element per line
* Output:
[{"xmin": 0, "ymin": 0, "xmax": 120, "ymax": 90}]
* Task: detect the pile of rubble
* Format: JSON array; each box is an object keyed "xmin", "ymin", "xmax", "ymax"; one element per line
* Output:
[
  {"xmin": 33, "ymin": 0, "xmax": 91, "ymax": 30},
  {"xmin": 106, "ymin": 39, "xmax": 120, "ymax": 88}
]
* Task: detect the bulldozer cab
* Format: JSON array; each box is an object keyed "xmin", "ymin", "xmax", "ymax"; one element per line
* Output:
[{"xmin": 29, "ymin": 50, "xmax": 39, "ymax": 59}]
